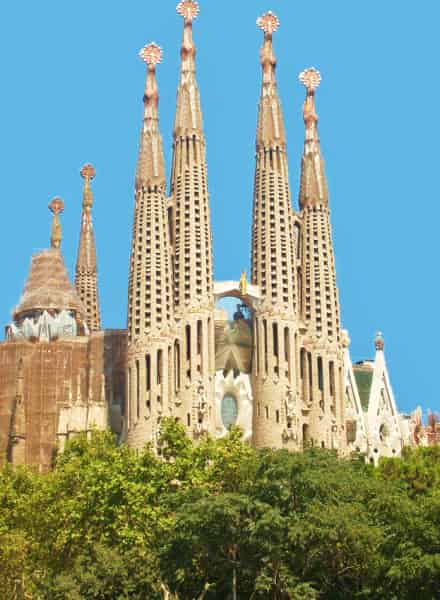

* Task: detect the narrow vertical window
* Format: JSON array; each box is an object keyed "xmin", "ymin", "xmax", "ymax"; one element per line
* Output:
[
  {"xmin": 329, "ymin": 361, "xmax": 335, "ymax": 396},
  {"xmin": 174, "ymin": 341, "xmax": 181, "ymax": 392},
  {"xmin": 207, "ymin": 317, "xmax": 212, "ymax": 373},
  {"xmin": 263, "ymin": 320, "xmax": 268, "ymax": 375},
  {"xmin": 157, "ymin": 350, "xmax": 163, "ymax": 386},
  {"xmin": 185, "ymin": 325, "xmax": 191, "ymax": 362},
  {"xmin": 136, "ymin": 360, "xmax": 140, "ymax": 420},
  {"xmin": 255, "ymin": 317, "xmax": 259, "ymax": 374},
  {"xmin": 295, "ymin": 223, "xmax": 301, "ymax": 260},
  {"xmin": 146, "ymin": 354, "xmax": 151, "ymax": 392},
  {"xmin": 273, "ymin": 322, "xmax": 279, "ymax": 375},
  {"xmin": 318, "ymin": 357, "xmax": 324, "ymax": 392},
  {"xmin": 308, "ymin": 352, "xmax": 313, "ymax": 402},
  {"xmin": 197, "ymin": 320, "xmax": 202, "ymax": 355},
  {"xmin": 128, "ymin": 367, "xmax": 131, "ymax": 425},
  {"xmin": 284, "ymin": 327, "xmax": 289, "ymax": 362},
  {"xmin": 273, "ymin": 323, "xmax": 279, "ymax": 358}
]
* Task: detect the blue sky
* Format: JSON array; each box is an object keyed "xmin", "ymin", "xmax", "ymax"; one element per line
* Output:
[{"xmin": 0, "ymin": 1, "xmax": 438, "ymax": 415}]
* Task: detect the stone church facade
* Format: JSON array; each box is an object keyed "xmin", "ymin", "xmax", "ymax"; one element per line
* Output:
[{"xmin": 0, "ymin": 3, "xmax": 426, "ymax": 471}]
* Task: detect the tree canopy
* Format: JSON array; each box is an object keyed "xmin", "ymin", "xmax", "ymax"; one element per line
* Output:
[{"xmin": 1, "ymin": 421, "xmax": 439, "ymax": 599}]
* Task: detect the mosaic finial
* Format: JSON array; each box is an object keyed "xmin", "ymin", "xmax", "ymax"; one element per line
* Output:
[
  {"xmin": 375, "ymin": 331, "xmax": 385, "ymax": 351},
  {"xmin": 139, "ymin": 43, "xmax": 163, "ymax": 66},
  {"xmin": 80, "ymin": 163, "xmax": 96, "ymax": 181},
  {"xmin": 257, "ymin": 11, "xmax": 280, "ymax": 35},
  {"xmin": 176, "ymin": 1, "xmax": 200, "ymax": 22},
  {"xmin": 80, "ymin": 164, "xmax": 95, "ymax": 210},
  {"xmin": 49, "ymin": 197, "xmax": 64, "ymax": 249},
  {"xmin": 49, "ymin": 197, "xmax": 64, "ymax": 216},
  {"xmin": 299, "ymin": 68, "xmax": 321, "ymax": 92}
]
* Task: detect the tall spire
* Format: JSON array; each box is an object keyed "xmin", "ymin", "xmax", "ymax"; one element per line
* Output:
[
  {"xmin": 136, "ymin": 43, "xmax": 166, "ymax": 190},
  {"xmin": 251, "ymin": 12, "xmax": 296, "ymax": 314},
  {"xmin": 250, "ymin": 13, "xmax": 299, "ymax": 451},
  {"xmin": 298, "ymin": 68, "xmax": 328, "ymax": 208},
  {"xmin": 297, "ymin": 68, "xmax": 339, "ymax": 340},
  {"xmin": 126, "ymin": 43, "xmax": 175, "ymax": 449},
  {"xmin": 174, "ymin": 1, "xmax": 203, "ymax": 135},
  {"xmin": 255, "ymin": 11, "xmax": 286, "ymax": 150},
  {"xmin": 297, "ymin": 69, "xmax": 345, "ymax": 451},
  {"xmin": 169, "ymin": 1, "xmax": 215, "ymax": 439},
  {"xmin": 75, "ymin": 164, "xmax": 101, "ymax": 333},
  {"xmin": 49, "ymin": 198, "xmax": 64, "ymax": 249}
]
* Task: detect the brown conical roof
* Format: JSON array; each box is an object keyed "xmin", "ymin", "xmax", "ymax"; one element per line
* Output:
[{"xmin": 13, "ymin": 248, "xmax": 86, "ymax": 320}]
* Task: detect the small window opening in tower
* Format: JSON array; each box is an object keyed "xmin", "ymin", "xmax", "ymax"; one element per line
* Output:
[
  {"xmin": 136, "ymin": 360, "xmax": 140, "ymax": 420},
  {"xmin": 145, "ymin": 355, "xmax": 151, "ymax": 392},
  {"xmin": 174, "ymin": 341, "xmax": 181, "ymax": 392},
  {"xmin": 329, "ymin": 361, "xmax": 335, "ymax": 396},
  {"xmin": 185, "ymin": 325, "xmax": 191, "ymax": 362},
  {"xmin": 318, "ymin": 357, "xmax": 324, "ymax": 392},
  {"xmin": 273, "ymin": 323, "xmax": 279, "ymax": 358},
  {"xmin": 157, "ymin": 350, "xmax": 163, "ymax": 386},
  {"xmin": 308, "ymin": 353, "xmax": 313, "ymax": 402},
  {"xmin": 197, "ymin": 320, "xmax": 202, "ymax": 355}
]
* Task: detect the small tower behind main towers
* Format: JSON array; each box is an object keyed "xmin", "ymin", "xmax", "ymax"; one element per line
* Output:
[
  {"xmin": 169, "ymin": 1, "xmax": 216, "ymax": 439},
  {"xmin": 126, "ymin": 43, "xmax": 175, "ymax": 449},
  {"xmin": 75, "ymin": 164, "xmax": 101, "ymax": 333},
  {"xmin": 251, "ymin": 13, "xmax": 300, "ymax": 450}
]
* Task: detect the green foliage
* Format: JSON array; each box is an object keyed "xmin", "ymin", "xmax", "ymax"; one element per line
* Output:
[{"xmin": 0, "ymin": 421, "xmax": 439, "ymax": 599}]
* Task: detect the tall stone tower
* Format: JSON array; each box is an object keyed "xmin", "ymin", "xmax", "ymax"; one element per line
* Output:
[
  {"xmin": 250, "ymin": 13, "xmax": 300, "ymax": 449},
  {"xmin": 75, "ymin": 164, "xmax": 101, "ymax": 333},
  {"xmin": 126, "ymin": 43, "xmax": 175, "ymax": 449},
  {"xmin": 169, "ymin": 1, "xmax": 215, "ymax": 438},
  {"xmin": 297, "ymin": 68, "xmax": 346, "ymax": 450}
]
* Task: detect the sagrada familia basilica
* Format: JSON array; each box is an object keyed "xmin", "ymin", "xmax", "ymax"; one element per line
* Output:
[{"xmin": 0, "ymin": 3, "xmax": 436, "ymax": 471}]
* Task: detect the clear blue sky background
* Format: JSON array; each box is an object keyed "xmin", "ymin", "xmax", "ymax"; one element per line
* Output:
[{"xmin": 0, "ymin": 1, "xmax": 438, "ymax": 415}]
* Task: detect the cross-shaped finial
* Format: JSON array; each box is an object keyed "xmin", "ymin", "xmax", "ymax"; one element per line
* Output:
[
  {"xmin": 176, "ymin": 1, "xmax": 200, "ymax": 22},
  {"xmin": 139, "ymin": 43, "xmax": 163, "ymax": 66},
  {"xmin": 299, "ymin": 68, "xmax": 322, "ymax": 92},
  {"xmin": 257, "ymin": 11, "xmax": 280, "ymax": 35}
]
